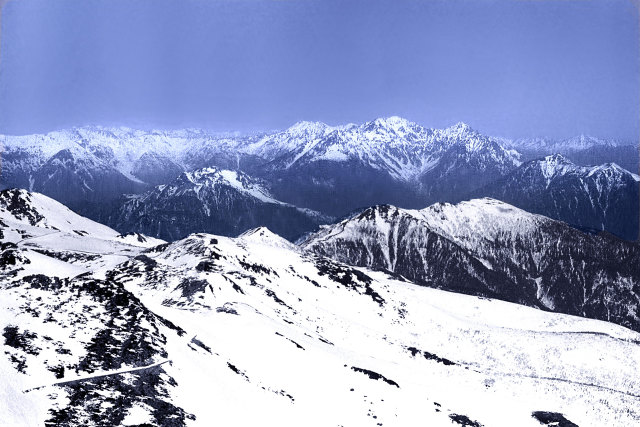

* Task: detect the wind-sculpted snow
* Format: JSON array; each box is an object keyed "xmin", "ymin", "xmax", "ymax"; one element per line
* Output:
[
  {"xmin": 1, "ymin": 191, "xmax": 639, "ymax": 426},
  {"xmin": 302, "ymin": 198, "xmax": 640, "ymax": 333}
]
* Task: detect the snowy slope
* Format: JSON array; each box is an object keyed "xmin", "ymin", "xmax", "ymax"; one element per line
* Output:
[
  {"xmin": 0, "ymin": 189, "xmax": 165, "ymax": 281},
  {"xmin": 0, "ymin": 189, "xmax": 163, "ymax": 247},
  {"xmin": 1, "ymin": 205, "xmax": 639, "ymax": 426},
  {"xmin": 302, "ymin": 198, "xmax": 640, "ymax": 333}
]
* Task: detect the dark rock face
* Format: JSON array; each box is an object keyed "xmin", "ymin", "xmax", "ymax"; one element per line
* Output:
[
  {"xmin": 302, "ymin": 201, "xmax": 640, "ymax": 332},
  {"xmin": 0, "ymin": 149, "xmax": 39, "ymax": 190},
  {"xmin": 473, "ymin": 155, "xmax": 639, "ymax": 241},
  {"xmin": 456, "ymin": 218, "xmax": 640, "ymax": 331},
  {"xmin": 449, "ymin": 414, "xmax": 484, "ymax": 427},
  {"xmin": 531, "ymin": 411, "xmax": 579, "ymax": 427}
]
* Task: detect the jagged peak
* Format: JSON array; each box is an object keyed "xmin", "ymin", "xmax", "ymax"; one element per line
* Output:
[
  {"xmin": 435, "ymin": 122, "xmax": 488, "ymax": 148},
  {"xmin": 363, "ymin": 116, "xmax": 416, "ymax": 132},
  {"xmin": 172, "ymin": 167, "xmax": 280, "ymax": 205},
  {"xmin": 181, "ymin": 166, "xmax": 222, "ymax": 182},
  {"xmin": 533, "ymin": 154, "xmax": 578, "ymax": 180},
  {"xmin": 442, "ymin": 121, "xmax": 476, "ymax": 136}
]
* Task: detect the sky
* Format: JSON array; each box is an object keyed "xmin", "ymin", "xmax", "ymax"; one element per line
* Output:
[{"xmin": 0, "ymin": 0, "xmax": 638, "ymax": 141}]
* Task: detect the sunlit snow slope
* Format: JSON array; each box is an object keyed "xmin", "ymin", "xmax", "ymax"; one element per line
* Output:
[{"xmin": 1, "ymin": 191, "xmax": 639, "ymax": 426}]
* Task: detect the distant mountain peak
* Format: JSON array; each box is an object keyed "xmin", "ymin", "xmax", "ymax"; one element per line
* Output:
[
  {"xmin": 442, "ymin": 121, "xmax": 475, "ymax": 137},
  {"xmin": 286, "ymin": 121, "xmax": 330, "ymax": 135},
  {"xmin": 363, "ymin": 116, "xmax": 417, "ymax": 133},
  {"xmin": 562, "ymin": 134, "xmax": 613, "ymax": 149},
  {"xmin": 374, "ymin": 116, "xmax": 413, "ymax": 126}
]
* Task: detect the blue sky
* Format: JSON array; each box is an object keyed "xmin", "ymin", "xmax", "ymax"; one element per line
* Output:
[{"xmin": 0, "ymin": 0, "xmax": 638, "ymax": 140}]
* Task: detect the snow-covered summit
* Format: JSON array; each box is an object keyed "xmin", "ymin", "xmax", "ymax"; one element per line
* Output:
[
  {"xmin": 536, "ymin": 154, "xmax": 577, "ymax": 180},
  {"xmin": 440, "ymin": 121, "xmax": 475, "ymax": 138},
  {"xmin": 419, "ymin": 198, "xmax": 548, "ymax": 245},
  {"xmin": 362, "ymin": 116, "xmax": 418, "ymax": 133}
]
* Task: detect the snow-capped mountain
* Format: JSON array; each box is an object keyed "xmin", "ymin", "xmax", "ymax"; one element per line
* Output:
[
  {"xmin": 474, "ymin": 154, "xmax": 639, "ymax": 240},
  {"xmin": 0, "ymin": 126, "xmax": 256, "ymax": 195},
  {"xmin": 298, "ymin": 203, "xmax": 536, "ymax": 305},
  {"xmin": 248, "ymin": 118, "xmax": 519, "ymax": 178},
  {"xmin": 101, "ymin": 167, "xmax": 332, "ymax": 241},
  {"xmin": 1, "ymin": 118, "xmax": 522, "ymax": 208},
  {"xmin": 250, "ymin": 118, "xmax": 522, "ymax": 215},
  {"xmin": 301, "ymin": 198, "xmax": 640, "ymax": 332},
  {"xmin": 1, "ymin": 190, "xmax": 638, "ymax": 426}
]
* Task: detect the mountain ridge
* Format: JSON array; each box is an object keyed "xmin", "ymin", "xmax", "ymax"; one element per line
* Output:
[{"xmin": 302, "ymin": 197, "xmax": 640, "ymax": 331}]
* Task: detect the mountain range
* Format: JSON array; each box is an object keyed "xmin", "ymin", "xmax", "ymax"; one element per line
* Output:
[
  {"xmin": 1, "ymin": 117, "xmax": 637, "ymax": 242},
  {"xmin": 1, "ymin": 189, "xmax": 639, "ymax": 426}
]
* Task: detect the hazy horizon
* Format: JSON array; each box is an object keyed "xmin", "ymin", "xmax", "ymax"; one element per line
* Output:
[{"xmin": 0, "ymin": 0, "xmax": 638, "ymax": 142}]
